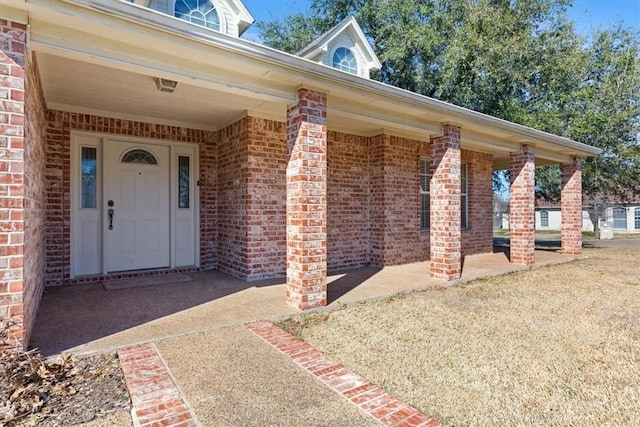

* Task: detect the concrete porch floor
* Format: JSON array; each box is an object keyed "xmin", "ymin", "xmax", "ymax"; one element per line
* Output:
[{"xmin": 30, "ymin": 245, "xmax": 577, "ymax": 356}]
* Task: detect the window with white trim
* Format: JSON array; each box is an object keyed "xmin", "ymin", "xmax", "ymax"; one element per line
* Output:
[
  {"xmin": 635, "ymin": 208, "xmax": 640, "ymax": 230},
  {"xmin": 420, "ymin": 157, "xmax": 430, "ymax": 230},
  {"xmin": 332, "ymin": 47, "xmax": 358, "ymax": 74},
  {"xmin": 420, "ymin": 159, "xmax": 468, "ymax": 230},
  {"xmin": 461, "ymin": 163, "xmax": 468, "ymax": 229},
  {"xmin": 175, "ymin": 0, "xmax": 220, "ymax": 31},
  {"xmin": 613, "ymin": 207, "xmax": 627, "ymax": 230},
  {"xmin": 540, "ymin": 210, "xmax": 549, "ymax": 227}
]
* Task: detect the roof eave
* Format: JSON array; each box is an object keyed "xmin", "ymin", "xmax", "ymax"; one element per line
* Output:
[{"xmin": 30, "ymin": 0, "xmax": 601, "ymax": 159}]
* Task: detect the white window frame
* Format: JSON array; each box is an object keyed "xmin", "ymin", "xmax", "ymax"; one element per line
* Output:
[
  {"xmin": 612, "ymin": 207, "xmax": 627, "ymax": 230},
  {"xmin": 420, "ymin": 160, "xmax": 468, "ymax": 230},
  {"xmin": 174, "ymin": 0, "xmax": 222, "ymax": 32},
  {"xmin": 540, "ymin": 210, "xmax": 549, "ymax": 227},
  {"xmin": 634, "ymin": 207, "xmax": 640, "ymax": 230},
  {"xmin": 331, "ymin": 46, "xmax": 358, "ymax": 75},
  {"xmin": 420, "ymin": 157, "xmax": 430, "ymax": 230},
  {"xmin": 461, "ymin": 163, "xmax": 468, "ymax": 229}
]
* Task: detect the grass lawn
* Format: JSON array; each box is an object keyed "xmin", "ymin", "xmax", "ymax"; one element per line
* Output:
[{"xmin": 280, "ymin": 243, "xmax": 640, "ymax": 426}]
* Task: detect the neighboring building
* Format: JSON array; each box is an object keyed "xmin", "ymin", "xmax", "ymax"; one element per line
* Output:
[
  {"xmin": 0, "ymin": 0, "xmax": 600, "ymax": 349},
  {"xmin": 535, "ymin": 204, "xmax": 640, "ymax": 233}
]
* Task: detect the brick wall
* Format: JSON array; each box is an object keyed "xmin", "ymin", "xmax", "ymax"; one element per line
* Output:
[
  {"xmin": 286, "ymin": 88, "xmax": 328, "ymax": 309},
  {"xmin": 0, "ymin": 20, "xmax": 27, "ymax": 347},
  {"xmin": 44, "ymin": 111, "xmax": 215, "ymax": 286},
  {"xmin": 216, "ymin": 117, "xmax": 249, "ymax": 278},
  {"xmin": 510, "ymin": 145, "xmax": 536, "ymax": 265},
  {"xmin": 22, "ymin": 53, "xmax": 47, "ymax": 347},
  {"xmin": 327, "ymin": 131, "xmax": 369, "ymax": 270},
  {"xmin": 246, "ymin": 117, "xmax": 287, "ymax": 279},
  {"xmin": 200, "ymin": 128, "xmax": 218, "ymax": 270},
  {"xmin": 430, "ymin": 125, "xmax": 462, "ymax": 280},
  {"xmin": 41, "ymin": 107, "xmax": 497, "ymax": 289},
  {"xmin": 0, "ymin": 21, "xmax": 47, "ymax": 348},
  {"xmin": 560, "ymin": 157, "xmax": 582, "ymax": 255},
  {"xmin": 461, "ymin": 149, "xmax": 494, "ymax": 256},
  {"xmin": 370, "ymin": 134, "xmax": 429, "ymax": 266}
]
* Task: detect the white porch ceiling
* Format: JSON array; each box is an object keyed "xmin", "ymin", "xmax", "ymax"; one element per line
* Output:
[{"xmin": 36, "ymin": 52, "xmax": 285, "ymax": 130}]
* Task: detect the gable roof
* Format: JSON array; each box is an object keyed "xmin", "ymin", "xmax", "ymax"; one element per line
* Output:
[
  {"xmin": 296, "ymin": 16, "xmax": 381, "ymax": 70},
  {"xmin": 224, "ymin": 0, "xmax": 254, "ymax": 36}
]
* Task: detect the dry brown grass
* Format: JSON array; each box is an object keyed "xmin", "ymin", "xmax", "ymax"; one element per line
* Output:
[{"xmin": 280, "ymin": 243, "xmax": 640, "ymax": 426}]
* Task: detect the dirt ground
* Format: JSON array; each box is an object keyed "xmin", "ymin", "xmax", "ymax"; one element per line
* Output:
[
  {"xmin": 0, "ymin": 351, "xmax": 131, "ymax": 427},
  {"xmin": 280, "ymin": 240, "xmax": 640, "ymax": 426}
]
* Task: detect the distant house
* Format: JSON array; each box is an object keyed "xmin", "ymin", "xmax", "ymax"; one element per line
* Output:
[
  {"xmin": 535, "ymin": 196, "xmax": 640, "ymax": 233},
  {"xmin": 1, "ymin": 0, "xmax": 600, "ymax": 349}
]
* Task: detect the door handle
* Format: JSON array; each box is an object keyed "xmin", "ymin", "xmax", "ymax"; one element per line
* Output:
[{"xmin": 108, "ymin": 208, "xmax": 114, "ymax": 230}]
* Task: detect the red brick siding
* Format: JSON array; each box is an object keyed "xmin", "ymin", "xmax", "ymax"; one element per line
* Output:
[
  {"xmin": 370, "ymin": 134, "xmax": 428, "ymax": 266},
  {"xmin": 327, "ymin": 131, "xmax": 369, "ymax": 270},
  {"xmin": 510, "ymin": 145, "xmax": 536, "ymax": 265},
  {"xmin": 216, "ymin": 117, "xmax": 249, "ymax": 278},
  {"xmin": 286, "ymin": 88, "xmax": 328, "ymax": 309},
  {"xmin": 430, "ymin": 125, "xmax": 462, "ymax": 280},
  {"xmin": 22, "ymin": 53, "xmax": 47, "ymax": 347},
  {"xmin": 461, "ymin": 149, "xmax": 494, "ymax": 256},
  {"xmin": 44, "ymin": 111, "xmax": 215, "ymax": 286},
  {"xmin": 200, "ymin": 131, "xmax": 218, "ymax": 270},
  {"xmin": 368, "ymin": 134, "xmax": 385, "ymax": 265},
  {"xmin": 246, "ymin": 117, "xmax": 287, "ymax": 279},
  {"xmin": 561, "ymin": 157, "xmax": 582, "ymax": 255},
  {"xmin": 0, "ymin": 20, "xmax": 28, "ymax": 347}
]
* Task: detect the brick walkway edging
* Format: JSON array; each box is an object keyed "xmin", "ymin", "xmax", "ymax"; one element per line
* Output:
[
  {"xmin": 118, "ymin": 343, "xmax": 198, "ymax": 427},
  {"xmin": 246, "ymin": 321, "xmax": 444, "ymax": 427}
]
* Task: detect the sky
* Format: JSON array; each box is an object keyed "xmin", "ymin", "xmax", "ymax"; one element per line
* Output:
[{"xmin": 241, "ymin": 0, "xmax": 640, "ymax": 42}]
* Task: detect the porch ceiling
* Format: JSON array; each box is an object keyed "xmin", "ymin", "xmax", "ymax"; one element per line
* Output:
[{"xmin": 36, "ymin": 52, "xmax": 286, "ymax": 131}]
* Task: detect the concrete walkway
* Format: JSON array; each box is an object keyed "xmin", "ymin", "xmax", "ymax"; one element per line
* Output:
[
  {"xmin": 30, "ymin": 244, "xmax": 579, "ymax": 426},
  {"xmin": 30, "ymin": 247, "xmax": 576, "ymax": 356}
]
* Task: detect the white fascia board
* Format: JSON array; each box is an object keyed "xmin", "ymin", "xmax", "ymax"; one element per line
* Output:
[
  {"xmin": 0, "ymin": 4, "xmax": 29, "ymax": 24},
  {"xmin": 31, "ymin": 0, "xmax": 600, "ymax": 159}
]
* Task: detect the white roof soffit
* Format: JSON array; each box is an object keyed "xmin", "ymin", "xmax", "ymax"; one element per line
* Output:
[{"xmin": 24, "ymin": 0, "xmax": 601, "ymax": 159}]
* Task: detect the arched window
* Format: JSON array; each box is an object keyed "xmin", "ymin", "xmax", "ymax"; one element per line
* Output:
[
  {"xmin": 612, "ymin": 207, "xmax": 627, "ymax": 230},
  {"xmin": 332, "ymin": 47, "xmax": 357, "ymax": 74},
  {"xmin": 175, "ymin": 0, "xmax": 220, "ymax": 31},
  {"xmin": 540, "ymin": 210, "xmax": 549, "ymax": 227},
  {"xmin": 121, "ymin": 149, "xmax": 158, "ymax": 165}
]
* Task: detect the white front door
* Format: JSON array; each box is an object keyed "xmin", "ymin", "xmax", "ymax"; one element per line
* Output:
[{"xmin": 103, "ymin": 140, "xmax": 170, "ymax": 272}]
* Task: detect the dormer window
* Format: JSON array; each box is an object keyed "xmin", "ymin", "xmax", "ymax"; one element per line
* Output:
[
  {"xmin": 175, "ymin": 0, "xmax": 220, "ymax": 31},
  {"xmin": 332, "ymin": 47, "xmax": 357, "ymax": 74}
]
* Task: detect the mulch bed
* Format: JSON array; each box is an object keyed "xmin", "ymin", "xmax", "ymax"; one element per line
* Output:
[{"xmin": 0, "ymin": 342, "xmax": 131, "ymax": 426}]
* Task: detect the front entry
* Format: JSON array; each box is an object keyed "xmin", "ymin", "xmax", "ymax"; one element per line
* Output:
[
  {"xmin": 104, "ymin": 141, "xmax": 170, "ymax": 272},
  {"xmin": 71, "ymin": 133, "xmax": 199, "ymax": 278}
]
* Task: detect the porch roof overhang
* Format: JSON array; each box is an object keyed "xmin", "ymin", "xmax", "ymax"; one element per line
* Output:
[{"xmin": 13, "ymin": 0, "xmax": 601, "ymax": 168}]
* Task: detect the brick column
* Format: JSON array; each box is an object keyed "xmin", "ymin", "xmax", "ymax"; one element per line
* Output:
[
  {"xmin": 561, "ymin": 157, "xmax": 582, "ymax": 255},
  {"xmin": 430, "ymin": 124, "xmax": 462, "ymax": 280},
  {"xmin": 286, "ymin": 88, "xmax": 327, "ymax": 309},
  {"xmin": 0, "ymin": 20, "xmax": 27, "ymax": 347},
  {"xmin": 509, "ymin": 145, "xmax": 536, "ymax": 265}
]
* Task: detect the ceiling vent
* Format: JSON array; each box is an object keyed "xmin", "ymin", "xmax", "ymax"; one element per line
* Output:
[{"xmin": 154, "ymin": 77, "xmax": 178, "ymax": 93}]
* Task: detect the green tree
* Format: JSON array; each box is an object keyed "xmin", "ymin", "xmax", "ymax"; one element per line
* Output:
[
  {"xmin": 259, "ymin": 0, "xmax": 640, "ymax": 232},
  {"xmin": 529, "ymin": 27, "xmax": 640, "ymax": 233}
]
